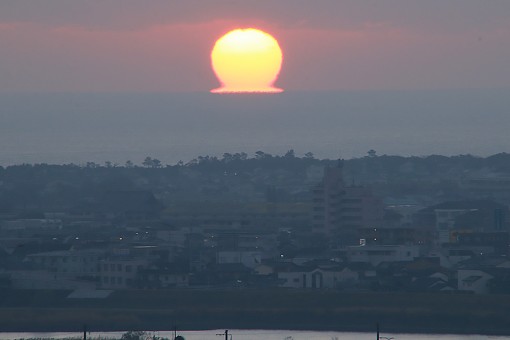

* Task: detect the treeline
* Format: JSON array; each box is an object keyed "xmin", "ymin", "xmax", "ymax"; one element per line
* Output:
[
  {"xmin": 1, "ymin": 152, "xmax": 510, "ymax": 212},
  {"xmin": 2, "ymin": 150, "xmax": 510, "ymax": 175}
]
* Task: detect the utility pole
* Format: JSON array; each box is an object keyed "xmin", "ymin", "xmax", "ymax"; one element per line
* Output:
[
  {"xmin": 376, "ymin": 323, "xmax": 379, "ymax": 340},
  {"xmin": 216, "ymin": 330, "xmax": 229, "ymax": 340},
  {"xmin": 83, "ymin": 324, "xmax": 87, "ymax": 340}
]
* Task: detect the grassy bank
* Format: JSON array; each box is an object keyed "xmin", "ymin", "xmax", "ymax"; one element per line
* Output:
[{"xmin": 0, "ymin": 289, "xmax": 509, "ymax": 335}]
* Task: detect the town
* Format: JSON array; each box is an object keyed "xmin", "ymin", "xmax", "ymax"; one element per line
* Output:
[{"xmin": 1, "ymin": 151, "xmax": 510, "ymax": 295}]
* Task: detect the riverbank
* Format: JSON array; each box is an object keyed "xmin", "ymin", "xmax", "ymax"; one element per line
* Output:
[{"xmin": 0, "ymin": 289, "xmax": 509, "ymax": 335}]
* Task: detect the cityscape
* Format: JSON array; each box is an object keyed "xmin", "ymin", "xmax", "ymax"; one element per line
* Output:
[{"xmin": 2, "ymin": 0, "xmax": 510, "ymax": 338}]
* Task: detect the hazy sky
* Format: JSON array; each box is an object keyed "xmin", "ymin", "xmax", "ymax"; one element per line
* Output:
[{"xmin": 1, "ymin": 0, "xmax": 510, "ymax": 93}]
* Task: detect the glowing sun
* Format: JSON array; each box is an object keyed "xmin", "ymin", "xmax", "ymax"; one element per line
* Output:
[{"xmin": 210, "ymin": 28, "xmax": 283, "ymax": 94}]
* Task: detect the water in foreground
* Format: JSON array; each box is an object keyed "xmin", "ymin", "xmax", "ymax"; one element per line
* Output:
[{"xmin": 0, "ymin": 330, "xmax": 506, "ymax": 340}]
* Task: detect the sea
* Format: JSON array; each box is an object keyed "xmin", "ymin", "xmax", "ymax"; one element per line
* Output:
[
  {"xmin": 0, "ymin": 330, "xmax": 506, "ymax": 340},
  {"xmin": 1, "ymin": 89, "xmax": 509, "ymax": 166}
]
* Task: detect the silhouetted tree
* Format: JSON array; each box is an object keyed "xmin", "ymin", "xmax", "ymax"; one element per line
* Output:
[
  {"xmin": 152, "ymin": 158, "xmax": 162, "ymax": 168},
  {"xmin": 142, "ymin": 157, "xmax": 162, "ymax": 168},
  {"xmin": 143, "ymin": 157, "xmax": 153, "ymax": 168},
  {"xmin": 222, "ymin": 153, "xmax": 233, "ymax": 162},
  {"xmin": 284, "ymin": 149, "xmax": 295, "ymax": 158}
]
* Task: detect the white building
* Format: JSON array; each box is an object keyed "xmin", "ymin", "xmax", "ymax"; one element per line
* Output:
[
  {"xmin": 457, "ymin": 269, "xmax": 494, "ymax": 294},
  {"xmin": 26, "ymin": 249, "xmax": 104, "ymax": 276}
]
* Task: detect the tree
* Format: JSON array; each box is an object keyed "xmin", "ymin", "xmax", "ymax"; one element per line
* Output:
[
  {"xmin": 284, "ymin": 149, "xmax": 295, "ymax": 158},
  {"xmin": 142, "ymin": 157, "xmax": 162, "ymax": 168},
  {"xmin": 304, "ymin": 152, "xmax": 315, "ymax": 159},
  {"xmin": 120, "ymin": 331, "xmax": 148, "ymax": 340},
  {"xmin": 85, "ymin": 162, "xmax": 98, "ymax": 168},
  {"xmin": 143, "ymin": 157, "xmax": 153, "ymax": 168},
  {"xmin": 125, "ymin": 160, "xmax": 134, "ymax": 168},
  {"xmin": 185, "ymin": 158, "xmax": 198, "ymax": 166},
  {"xmin": 152, "ymin": 158, "xmax": 162, "ymax": 168},
  {"xmin": 367, "ymin": 149, "xmax": 377, "ymax": 158},
  {"xmin": 222, "ymin": 153, "xmax": 233, "ymax": 163},
  {"xmin": 255, "ymin": 151, "xmax": 266, "ymax": 159}
]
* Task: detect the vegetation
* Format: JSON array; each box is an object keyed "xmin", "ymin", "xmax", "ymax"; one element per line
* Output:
[{"xmin": 2, "ymin": 152, "xmax": 510, "ymax": 212}]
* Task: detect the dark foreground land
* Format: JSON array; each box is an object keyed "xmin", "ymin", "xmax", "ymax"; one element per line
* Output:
[{"xmin": 1, "ymin": 289, "xmax": 510, "ymax": 335}]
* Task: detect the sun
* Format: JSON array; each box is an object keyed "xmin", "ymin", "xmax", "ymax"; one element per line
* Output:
[{"xmin": 210, "ymin": 28, "xmax": 283, "ymax": 94}]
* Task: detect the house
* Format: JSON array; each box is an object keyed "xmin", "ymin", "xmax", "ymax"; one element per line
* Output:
[
  {"xmin": 278, "ymin": 264, "xmax": 359, "ymax": 289},
  {"xmin": 456, "ymin": 256, "xmax": 510, "ymax": 294},
  {"xmin": 458, "ymin": 269, "xmax": 494, "ymax": 294}
]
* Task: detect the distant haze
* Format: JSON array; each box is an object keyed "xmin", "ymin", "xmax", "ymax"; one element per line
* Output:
[
  {"xmin": 1, "ymin": 1, "xmax": 510, "ymax": 92},
  {"xmin": 0, "ymin": 90, "xmax": 509, "ymax": 166},
  {"xmin": 1, "ymin": 2, "xmax": 510, "ymax": 165}
]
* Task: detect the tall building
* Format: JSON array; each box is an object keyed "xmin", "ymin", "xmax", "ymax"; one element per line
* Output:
[{"xmin": 312, "ymin": 161, "xmax": 384, "ymax": 245}]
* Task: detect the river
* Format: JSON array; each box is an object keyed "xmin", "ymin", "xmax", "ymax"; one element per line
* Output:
[{"xmin": 0, "ymin": 330, "xmax": 506, "ymax": 340}]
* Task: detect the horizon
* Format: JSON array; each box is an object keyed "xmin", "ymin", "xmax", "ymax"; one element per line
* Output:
[
  {"xmin": 1, "ymin": 89, "xmax": 509, "ymax": 166},
  {"xmin": 2, "ymin": 1, "xmax": 509, "ymax": 164}
]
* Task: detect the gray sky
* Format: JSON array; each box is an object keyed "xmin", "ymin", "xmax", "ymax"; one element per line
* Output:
[{"xmin": 1, "ymin": 0, "xmax": 510, "ymax": 92}]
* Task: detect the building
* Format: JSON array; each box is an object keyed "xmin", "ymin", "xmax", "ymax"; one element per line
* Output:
[
  {"xmin": 278, "ymin": 265, "xmax": 359, "ymax": 289},
  {"xmin": 347, "ymin": 244, "xmax": 420, "ymax": 266},
  {"xmin": 216, "ymin": 250, "xmax": 262, "ymax": 269},
  {"xmin": 312, "ymin": 161, "xmax": 384, "ymax": 245},
  {"xmin": 98, "ymin": 257, "xmax": 148, "ymax": 289},
  {"xmin": 414, "ymin": 200, "xmax": 509, "ymax": 245},
  {"xmin": 26, "ymin": 249, "xmax": 104, "ymax": 276},
  {"xmin": 457, "ymin": 269, "xmax": 494, "ymax": 294}
]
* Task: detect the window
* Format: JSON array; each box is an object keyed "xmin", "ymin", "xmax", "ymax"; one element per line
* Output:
[{"xmin": 125, "ymin": 265, "xmax": 132, "ymax": 273}]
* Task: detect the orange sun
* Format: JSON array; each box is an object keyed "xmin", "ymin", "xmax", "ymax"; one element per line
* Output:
[{"xmin": 210, "ymin": 28, "xmax": 283, "ymax": 94}]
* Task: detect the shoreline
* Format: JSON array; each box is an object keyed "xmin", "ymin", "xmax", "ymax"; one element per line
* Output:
[{"xmin": 1, "ymin": 289, "xmax": 510, "ymax": 336}]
